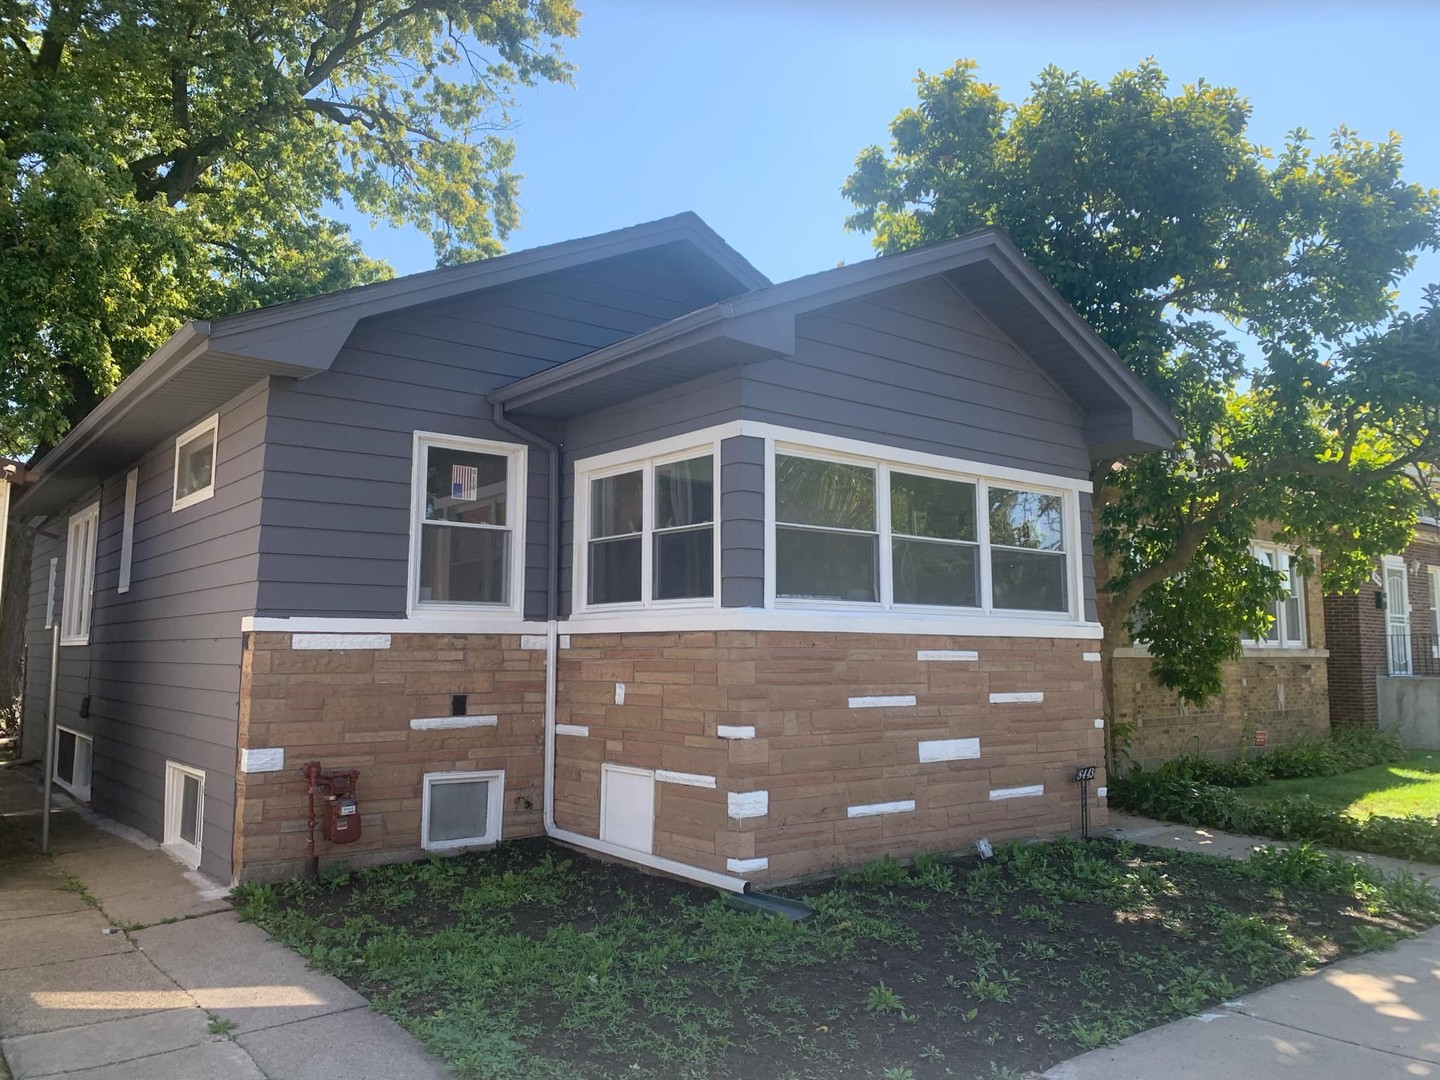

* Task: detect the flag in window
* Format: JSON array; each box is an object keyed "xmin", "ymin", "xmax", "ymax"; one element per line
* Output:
[{"xmin": 452, "ymin": 465, "xmax": 478, "ymax": 502}]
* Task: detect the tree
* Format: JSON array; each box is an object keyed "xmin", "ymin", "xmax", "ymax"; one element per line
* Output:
[
  {"xmin": 1, "ymin": 0, "xmax": 579, "ymax": 455},
  {"xmin": 843, "ymin": 60, "xmax": 1440, "ymax": 760}
]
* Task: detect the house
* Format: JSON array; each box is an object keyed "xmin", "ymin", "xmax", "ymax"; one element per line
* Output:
[
  {"xmin": 1325, "ymin": 518, "xmax": 1440, "ymax": 744},
  {"xmin": 1106, "ymin": 529, "xmax": 1331, "ymax": 770},
  {"xmin": 15, "ymin": 213, "xmax": 1178, "ymax": 887}
]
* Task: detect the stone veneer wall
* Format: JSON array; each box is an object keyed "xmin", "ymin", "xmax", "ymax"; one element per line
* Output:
[
  {"xmin": 235, "ymin": 632, "xmax": 548, "ymax": 880},
  {"xmin": 553, "ymin": 631, "xmax": 1106, "ymax": 884}
]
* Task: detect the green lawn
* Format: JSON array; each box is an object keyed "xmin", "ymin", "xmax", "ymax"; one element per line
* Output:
[{"xmin": 1236, "ymin": 753, "xmax": 1440, "ymax": 818}]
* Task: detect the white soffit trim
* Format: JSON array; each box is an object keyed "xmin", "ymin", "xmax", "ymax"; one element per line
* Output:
[
  {"xmin": 728, "ymin": 791, "xmax": 769, "ymax": 820},
  {"xmin": 990, "ymin": 691, "xmax": 1043, "ymax": 704},
  {"xmin": 990, "ymin": 784, "xmax": 1045, "ymax": 801},
  {"xmin": 918, "ymin": 738, "xmax": 981, "ymax": 763},
  {"xmin": 849, "ymin": 695, "xmax": 917, "ymax": 709},
  {"xmin": 239, "ymin": 748, "xmax": 285, "ymax": 773},
  {"xmin": 555, "ymin": 723, "xmax": 590, "ymax": 737},
  {"xmin": 847, "ymin": 800, "xmax": 916, "ymax": 818},
  {"xmin": 727, "ymin": 857, "xmax": 769, "ymax": 873},
  {"xmin": 292, "ymin": 633, "xmax": 391, "ymax": 651},
  {"xmin": 717, "ymin": 725, "xmax": 756, "ymax": 740},
  {"xmin": 410, "ymin": 716, "xmax": 499, "ymax": 730},
  {"xmin": 655, "ymin": 770, "xmax": 717, "ymax": 789},
  {"xmin": 918, "ymin": 650, "xmax": 979, "ymax": 661}
]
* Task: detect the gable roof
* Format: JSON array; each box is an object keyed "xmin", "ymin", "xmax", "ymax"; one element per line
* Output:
[
  {"xmin": 18, "ymin": 213, "xmax": 767, "ymax": 517},
  {"xmin": 489, "ymin": 227, "xmax": 1181, "ymax": 455}
]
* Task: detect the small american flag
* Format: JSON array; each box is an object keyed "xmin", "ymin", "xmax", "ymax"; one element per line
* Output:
[{"xmin": 452, "ymin": 464, "xmax": 477, "ymax": 501}]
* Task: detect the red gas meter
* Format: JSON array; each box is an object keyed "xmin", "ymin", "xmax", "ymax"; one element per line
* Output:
[{"xmin": 301, "ymin": 762, "xmax": 362, "ymax": 875}]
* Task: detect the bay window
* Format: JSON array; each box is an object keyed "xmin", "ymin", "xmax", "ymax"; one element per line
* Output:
[{"xmin": 410, "ymin": 434, "xmax": 525, "ymax": 612}]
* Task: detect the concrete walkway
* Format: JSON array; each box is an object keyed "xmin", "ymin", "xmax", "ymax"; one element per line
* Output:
[
  {"xmin": 1043, "ymin": 813, "xmax": 1440, "ymax": 1079},
  {"xmin": 0, "ymin": 763, "xmax": 449, "ymax": 1080}
]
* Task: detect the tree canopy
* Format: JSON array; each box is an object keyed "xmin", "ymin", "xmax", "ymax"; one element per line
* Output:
[
  {"xmin": 0, "ymin": 0, "xmax": 579, "ymax": 455},
  {"xmin": 844, "ymin": 60, "xmax": 1440, "ymax": 737}
]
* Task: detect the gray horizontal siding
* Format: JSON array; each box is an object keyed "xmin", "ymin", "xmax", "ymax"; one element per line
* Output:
[
  {"xmin": 721, "ymin": 436, "xmax": 765, "ymax": 608},
  {"xmin": 254, "ymin": 251, "xmax": 743, "ymax": 621},
  {"xmin": 21, "ymin": 379, "xmax": 268, "ymax": 881}
]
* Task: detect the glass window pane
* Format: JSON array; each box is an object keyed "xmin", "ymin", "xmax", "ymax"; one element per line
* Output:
[
  {"xmin": 419, "ymin": 523, "xmax": 509, "ymax": 604},
  {"xmin": 590, "ymin": 471, "xmax": 643, "ymax": 538},
  {"xmin": 991, "ymin": 549, "xmax": 1067, "ymax": 611},
  {"xmin": 180, "ymin": 775, "xmax": 201, "ymax": 845},
  {"xmin": 1284, "ymin": 595, "xmax": 1304, "ymax": 644},
  {"xmin": 891, "ymin": 473, "xmax": 976, "ymax": 541},
  {"xmin": 589, "ymin": 536, "xmax": 642, "ymax": 605},
  {"xmin": 654, "ymin": 527, "xmax": 713, "ymax": 600},
  {"xmin": 425, "ymin": 446, "xmax": 508, "ymax": 526},
  {"xmin": 56, "ymin": 730, "xmax": 76, "ymax": 785},
  {"xmin": 176, "ymin": 431, "xmax": 214, "ymax": 500},
  {"xmin": 892, "ymin": 539, "xmax": 979, "ymax": 607},
  {"xmin": 989, "ymin": 488, "xmax": 1064, "ymax": 551},
  {"xmin": 429, "ymin": 779, "xmax": 489, "ymax": 843},
  {"xmin": 654, "ymin": 456, "xmax": 714, "ymax": 529},
  {"xmin": 776, "ymin": 456, "xmax": 875, "ymax": 530},
  {"xmin": 776, "ymin": 526, "xmax": 877, "ymax": 602}
]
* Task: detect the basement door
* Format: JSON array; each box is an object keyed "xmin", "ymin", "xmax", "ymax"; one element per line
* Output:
[
  {"xmin": 599, "ymin": 765, "xmax": 654, "ymax": 854},
  {"xmin": 1385, "ymin": 558, "xmax": 1412, "ymax": 676}
]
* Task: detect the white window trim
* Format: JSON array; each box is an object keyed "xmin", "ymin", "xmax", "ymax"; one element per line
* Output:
[
  {"xmin": 421, "ymin": 769, "xmax": 505, "ymax": 852},
  {"xmin": 44, "ymin": 557, "xmax": 58, "ymax": 629},
  {"xmin": 118, "ymin": 469, "xmax": 138, "ymax": 593},
  {"xmin": 163, "ymin": 761, "xmax": 205, "ymax": 868},
  {"xmin": 60, "ymin": 501, "xmax": 100, "ymax": 646},
  {"xmin": 1427, "ymin": 565, "xmax": 1440, "ymax": 658},
  {"xmin": 53, "ymin": 726, "xmax": 92, "ymax": 802},
  {"xmin": 1243, "ymin": 540, "xmax": 1307, "ymax": 649},
  {"xmin": 572, "ymin": 436, "xmax": 722, "ymax": 615},
  {"xmin": 764, "ymin": 438, "xmax": 1083, "ymax": 621},
  {"xmin": 171, "ymin": 414, "xmax": 219, "ymax": 512},
  {"xmin": 407, "ymin": 432, "xmax": 528, "ymax": 618}
]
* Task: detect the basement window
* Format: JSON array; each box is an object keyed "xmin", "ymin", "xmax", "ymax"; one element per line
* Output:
[
  {"xmin": 163, "ymin": 761, "xmax": 205, "ymax": 868},
  {"xmin": 172, "ymin": 415, "xmax": 218, "ymax": 511},
  {"xmin": 421, "ymin": 771, "xmax": 504, "ymax": 851},
  {"xmin": 54, "ymin": 727, "xmax": 92, "ymax": 802}
]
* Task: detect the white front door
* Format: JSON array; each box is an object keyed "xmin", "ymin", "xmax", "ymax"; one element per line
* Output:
[
  {"xmin": 1384, "ymin": 559, "xmax": 1411, "ymax": 675},
  {"xmin": 600, "ymin": 764, "xmax": 654, "ymax": 854}
]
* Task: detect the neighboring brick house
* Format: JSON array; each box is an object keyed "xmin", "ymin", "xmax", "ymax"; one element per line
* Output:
[
  {"xmin": 1108, "ymin": 527, "xmax": 1331, "ymax": 769},
  {"xmin": 16, "ymin": 213, "xmax": 1178, "ymax": 888},
  {"xmin": 1324, "ymin": 519, "xmax": 1440, "ymax": 727}
]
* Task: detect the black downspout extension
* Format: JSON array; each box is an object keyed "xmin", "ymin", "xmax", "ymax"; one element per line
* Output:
[{"xmin": 489, "ymin": 402, "xmax": 560, "ymax": 622}]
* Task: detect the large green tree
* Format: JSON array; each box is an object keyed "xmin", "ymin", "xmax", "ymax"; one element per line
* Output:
[
  {"xmin": 844, "ymin": 60, "xmax": 1440, "ymax": 758},
  {"xmin": 1, "ymin": 0, "xmax": 579, "ymax": 456}
]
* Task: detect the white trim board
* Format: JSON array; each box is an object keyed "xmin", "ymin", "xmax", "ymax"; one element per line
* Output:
[
  {"xmin": 716, "ymin": 725, "xmax": 755, "ymax": 740},
  {"xmin": 849, "ymin": 695, "xmax": 916, "ymax": 709},
  {"xmin": 726, "ymin": 857, "xmax": 769, "ymax": 874},
  {"xmin": 918, "ymin": 650, "xmax": 978, "ymax": 662},
  {"xmin": 292, "ymin": 633, "xmax": 392, "ymax": 651},
  {"xmin": 847, "ymin": 800, "xmax": 916, "ymax": 818},
  {"xmin": 655, "ymin": 770, "xmax": 716, "ymax": 789},
  {"xmin": 728, "ymin": 791, "xmax": 769, "ymax": 820},
  {"xmin": 555, "ymin": 723, "xmax": 590, "ymax": 737},
  {"xmin": 410, "ymin": 715, "xmax": 498, "ymax": 731},
  {"xmin": 239, "ymin": 748, "xmax": 285, "ymax": 773},
  {"xmin": 990, "ymin": 692, "xmax": 1044, "ymax": 704},
  {"xmin": 990, "ymin": 784, "xmax": 1044, "ymax": 801},
  {"xmin": 918, "ymin": 738, "xmax": 980, "ymax": 763}
]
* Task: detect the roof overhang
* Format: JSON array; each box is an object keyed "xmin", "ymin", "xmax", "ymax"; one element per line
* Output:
[{"xmin": 491, "ymin": 229, "xmax": 1182, "ymax": 456}]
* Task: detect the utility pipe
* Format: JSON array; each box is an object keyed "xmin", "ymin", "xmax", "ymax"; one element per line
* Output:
[
  {"xmin": 40, "ymin": 622, "xmax": 59, "ymax": 854},
  {"xmin": 489, "ymin": 402, "xmax": 748, "ymax": 894}
]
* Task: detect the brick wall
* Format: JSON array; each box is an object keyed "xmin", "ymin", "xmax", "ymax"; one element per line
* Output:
[
  {"xmin": 235, "ymin": 633, "xmax": 548, "ymax": 880},
  {"xmin": 555, "ymin": 631, "xmax": 1107, "ymax": 884}
]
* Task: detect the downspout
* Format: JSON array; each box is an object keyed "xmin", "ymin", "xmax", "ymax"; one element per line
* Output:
[{"xmin": 489, "ymin": 402, "xmax": 747, "ymax": 893}]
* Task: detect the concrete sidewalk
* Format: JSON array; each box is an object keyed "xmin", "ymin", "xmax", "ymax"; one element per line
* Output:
[
  {"xmin": 0, "ymin": 763, "xmax": 449, "ymax": 1080},
  {"xmin": 1043, "ymin": 813, "xmax": 1440, "ymax": 1079}
]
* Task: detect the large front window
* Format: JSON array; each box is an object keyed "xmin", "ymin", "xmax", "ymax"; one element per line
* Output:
[
  {"xmin": 1244, "ymin": 541, "xmax": 1306, "ymax": 647},
  {"xmin": 774, "ymin": 450, "xmax": 1071, "ymax": 615},
  {"xmin": 411, "ymin": 434, "xmax": 524, "ymax": 611}
]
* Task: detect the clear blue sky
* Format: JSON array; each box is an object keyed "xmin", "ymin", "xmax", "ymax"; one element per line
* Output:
[{"xmin": 343, "ymin": 1, "xmax": 1440, "ymax": 311}]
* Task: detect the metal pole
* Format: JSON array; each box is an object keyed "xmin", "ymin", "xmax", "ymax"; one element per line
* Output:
[{"xmin": 41, "ymin": 621, "xmax": 59, "ymax": 854}]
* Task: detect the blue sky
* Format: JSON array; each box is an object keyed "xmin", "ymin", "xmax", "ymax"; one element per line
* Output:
[{"xmin": 342, "ymin": 1, "xmax": 1440, "ymax": 312}]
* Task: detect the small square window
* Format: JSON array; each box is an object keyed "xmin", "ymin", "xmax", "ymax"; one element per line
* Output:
[
  {"xmin": 54, "ymin": 727, "xmax": 92, "ymax": 801},
  {"xmin": 422, "ymin": 771, "xmax": 504, "ymax": 851},
  {"xmin": 172, "ymin": 415, "xmax": 218, "ymax": 511}
]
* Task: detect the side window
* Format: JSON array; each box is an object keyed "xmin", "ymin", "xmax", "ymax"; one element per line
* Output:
[
  {"xmin": 60, "ymin": 502, "xmax": 100, "ymax": 646},
  {"xmin": 775, "ymin": 455, "xmax": 877, "ymax": 602},
  {"xmin": 118, "ymin": 469, "xmax": 138, "ymax": 593},
  {"xmin": 44, "ymin": 557, "xmax": 58, "ymax": 629},
  {"xmin": 172, "ymin": 415, "xmax": 218, "ymax": 511}
]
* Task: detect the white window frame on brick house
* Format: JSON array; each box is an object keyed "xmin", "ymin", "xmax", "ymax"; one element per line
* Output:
[
  {"xmin": 763, "ymin": 434, "xmax": 1084, "ymax": 621},
  {"xmin": 572, "ymin": 434, "xmax": 722, "ymax": 615},
  {"xmin": 1242, "ymin": 540, "xmax": 1307, "ymax": 649},
  {"xmin": 60, "ymin": 501, "xmax": 100, "ymax": 646},
  {"xmin": 1427, "ymin": 565, "xmax": 1440, "ymax": 658},
  {"xmin": 171, "ymin": 414, "xmax": 219, "ymax": 512},
  {"xmin": 53, "ymin": 726, "xmax": 92, "ymax": 801},
  {"xmin": 421, "ymin": 770, "xmax": 505, "ymax": 851},
  {"xmin": 407, "ymin": 432, "xmax": 527, "ymax": 617},
  {"xmin": 163, "ymin": 761, "xmax": 205, "ymax": 868}
]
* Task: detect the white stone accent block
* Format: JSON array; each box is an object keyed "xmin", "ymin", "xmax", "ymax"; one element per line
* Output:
[
  {"xmin": 239, "ymin": 748, "xmax": 284, "ymax": 773},
  {"xmin": 291, "ymin": 633, "xmax": 391, "ymax": 651},
  {"xmin": 848, "ymin": 695, "xmax": 917, "ymax": 709},
  {"xmin": 918, "ymin": 737, "xmax": 981, "ymax": 763},
  {"xmin": 410, "ymin": 715, "xmax": 498, "ymax": 731},
  {"xmin": 917, "ymin": 649, "xmax": 979, "ymax": 662},
  {"xmin": 615, "ymin": 682, "xmax": 626, "ymax": 705},
  {"xmin": 989, "ymin": 784, "xmax": 1045, "ymax": 801},
  {"xmin": 520, "ymin": 634, "xmax": 547, "ymax": 650},
  {"xmin": 560, "ymin": 635, "xmax": 572, "ymax": 649},
  {"xmin": 989, "ymin": 691, "xmax": 1043, "ymax": 704},
  {"xmin": 727, "ymin": 790, "xmax": 769, "ymax": 820},
  {"xmin": 726, "ymin": 857, "xmax": 769, "ymax": 874},
  {"xmin": 1083, "ymin": 652, "xmax": 1102, "ymax": 662},
  {"xmin": 555, "ymin": 724, "xmax": 589, "ymax": 737},
  {"xmin": 1097, "ymin": 786, "xmax": 1108, "ymax": 798},
  {"xmin": 1094, "ymin": 717, "xmax": 1105, "ymax": 729},
  {"xmin": 846, "ymin": 799, "xmax": 916, "ymax": 818},
  {"xmin": 717, "ymin": 725, "xmax": 756, "ymax": 740},
  {"xmin": 655, "ymin": 770, "xmax": 716, "ymax": 789}
]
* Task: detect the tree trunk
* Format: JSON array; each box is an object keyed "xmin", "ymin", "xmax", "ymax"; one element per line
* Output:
[{"xmin": 0, "ymin": 510, "xmax": 34, "ymax": 740}]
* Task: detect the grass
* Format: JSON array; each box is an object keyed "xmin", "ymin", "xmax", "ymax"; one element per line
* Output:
[
  {"xmin": 1235, "ymin": 753, "xmax": 1440, "ymax": 818},
  {"xmin": 231, "ymin": 837, "xmax": 1440, "ymax": 1080}
]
